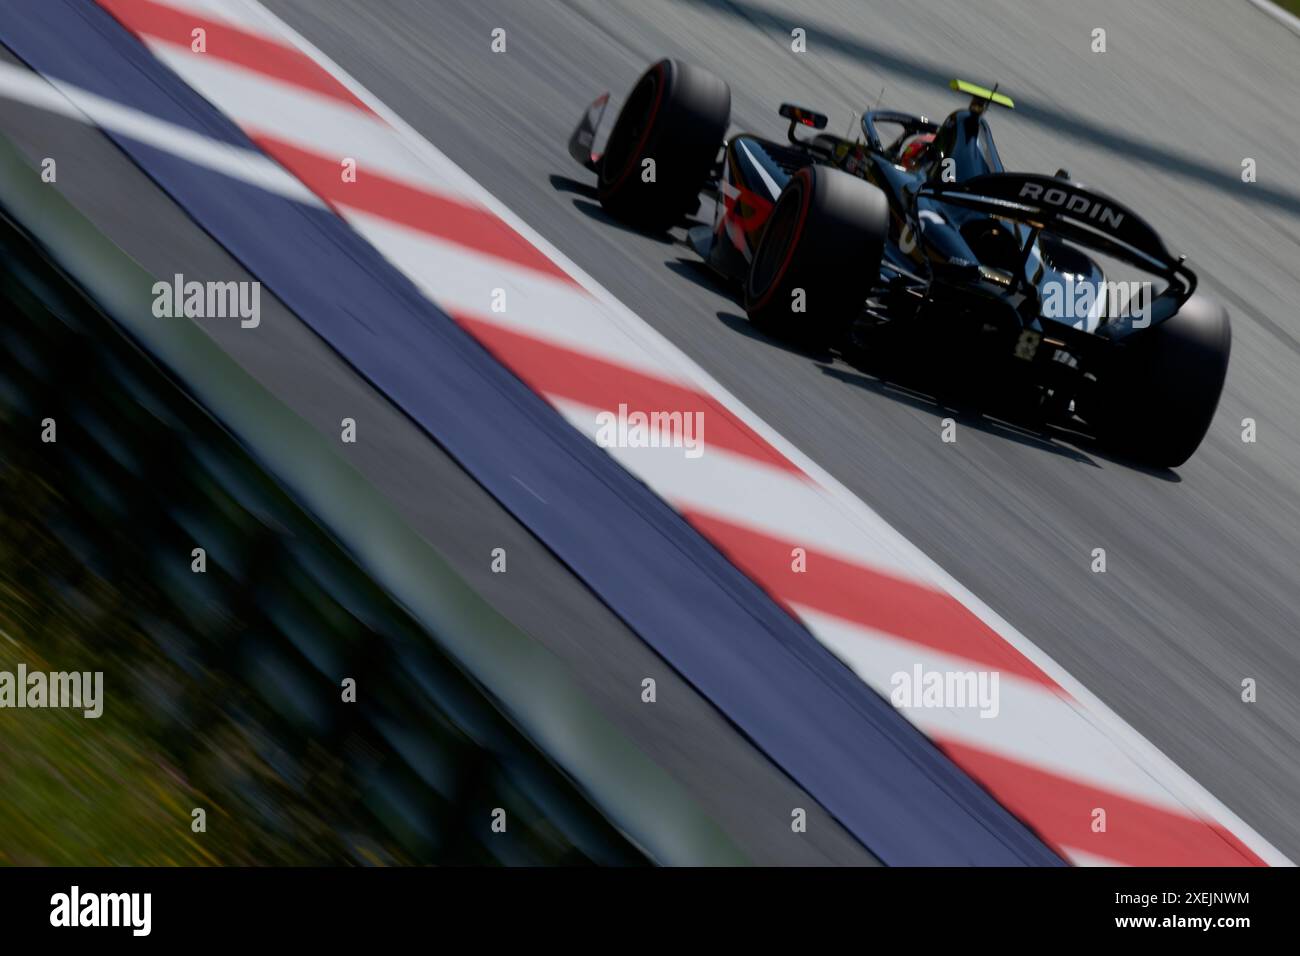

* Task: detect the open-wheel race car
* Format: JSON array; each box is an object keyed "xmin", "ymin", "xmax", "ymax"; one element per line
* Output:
[{"xmin": 567, "ymin": 58, "xmax": 1231, "ymax": 468}]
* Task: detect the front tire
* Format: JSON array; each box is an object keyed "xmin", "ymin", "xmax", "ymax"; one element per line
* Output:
[
  {"xmin": 743, "ymin": 165, "xmax": 888, "ymax": 347},
  {"xmin": 597, "ymin": 59, "xmax": 731, "ymax": 232},
  {"xmin": 1086, "ymin": 294, "xmax": 1231, "ymax": 468}
]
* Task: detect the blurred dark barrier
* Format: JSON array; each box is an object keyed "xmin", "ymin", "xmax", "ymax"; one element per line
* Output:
[{"xmin": 0, "ymin": 209, "xmax": 648, "ymax": 865}]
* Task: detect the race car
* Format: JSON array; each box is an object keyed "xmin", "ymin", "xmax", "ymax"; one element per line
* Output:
[{"xmin": 567, "ymin": 59, "xmax": 1231, "ymax": 469}]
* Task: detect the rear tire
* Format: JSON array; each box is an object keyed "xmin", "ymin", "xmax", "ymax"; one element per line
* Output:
[
  {"xmin": 597, "ymin": 59, "xmax": 731, "ymax": 232},
  {"xmin": 1086, "ymin": 294, "xmax": 1231, "ymax": 468},
  {"xmin": 743, "ymin": 165, "xmax": 888, "ymax": 347}
]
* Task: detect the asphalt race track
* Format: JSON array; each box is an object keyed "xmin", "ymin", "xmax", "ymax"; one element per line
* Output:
[{"xmin": 255, "ymin": 0, "xmax": 1300, "ymax": 857}]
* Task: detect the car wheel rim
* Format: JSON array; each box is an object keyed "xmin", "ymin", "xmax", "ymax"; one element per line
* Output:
[
  {"xmin": 602, "ymin": 72, "xmax": 659, "ymax": 186},
  {"xmin": 749, "ymin": 180, "xmax": 803, "ymax": 298}
]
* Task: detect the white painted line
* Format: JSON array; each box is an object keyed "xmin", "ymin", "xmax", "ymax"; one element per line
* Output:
[
  {"xmin": 0, "ymin": 61, "xmax": 323, "ymax": 206},
  {"xmin": 1246, "ymin": 0, "xmax": 1300, "ymax": 38}
]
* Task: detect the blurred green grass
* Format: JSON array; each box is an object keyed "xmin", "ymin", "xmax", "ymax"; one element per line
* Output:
[
  {"xmin": 0, "ymin": 440, "xmax": 422, "ymax": 866},
  {"xmin": 0, "ymin": 469, "xmax": 216, "ymax": 865},
  {"xmin": 0, "ymin": 181, "xmax": 647, "ymax": 868}
]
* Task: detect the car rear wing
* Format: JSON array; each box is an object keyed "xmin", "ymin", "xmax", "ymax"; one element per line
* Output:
[{"xmin": 919, "ymin": 173, "xmax": 1196, "ymax": 307}]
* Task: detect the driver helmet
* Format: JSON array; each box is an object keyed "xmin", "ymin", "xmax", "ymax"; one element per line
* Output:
[{"xmin": 898, "ymin": 132, "xmax": 936, "ymax": 169}]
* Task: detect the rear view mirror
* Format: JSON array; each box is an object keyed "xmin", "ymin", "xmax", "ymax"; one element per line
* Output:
[{"xmin": 779, "ymin": 103, "xmax": 828, "ymax": 130}]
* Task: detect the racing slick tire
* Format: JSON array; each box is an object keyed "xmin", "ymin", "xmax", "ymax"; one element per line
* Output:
[
  {"xmin": 1086, "ymin": 294, "xmax": 1231, "ymax": 468},
  {"xmin": 743, "ymin": 165, "xmax": 888, "ymax": 347},
  {"xmin": 597, "ymin": 59, "xmax": 731, "ymax": 232}
]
